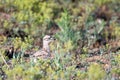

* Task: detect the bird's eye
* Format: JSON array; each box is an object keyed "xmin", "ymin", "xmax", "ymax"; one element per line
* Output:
[{"xmin": 45, "ymin": 37, "xmax": 50, "ymax": 40}]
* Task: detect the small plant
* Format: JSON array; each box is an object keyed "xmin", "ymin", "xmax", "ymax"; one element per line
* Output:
[
  {"xmin": 114, "ymin": 54, "xmax": 120, "ymax": 66},
  {"xmin": 55, "ymin": 10, "xmax": 80, "ymax": 52},
  {"xmin": 94, "ymin": 0, "xmax": 113, "ymax": 6},
  {"xmin": 85, "ymin": 17, "xmax": 106, "ymax": 46},
  {"xmin": 12, "ymin": 36, "xmax": 33, "ymax": 51},
  {"xmin": 0, "ymin": 35, "xmax": 7, "ymax": 45},
  {"xmin": 11, "ymin": 36, "xmax": 33, "ymax": 61},
  {"xmin": 88, "ymin": 63, "xmax": 106, "ymax": 80},
  {"xmin": 111, "ymin": 68, "xmax": 120, "ymax": 79}
]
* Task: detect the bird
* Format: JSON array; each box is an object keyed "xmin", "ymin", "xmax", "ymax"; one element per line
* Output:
[{"xmin": 33, "ymin": 35, "xmax": 55, "ymax": 59}]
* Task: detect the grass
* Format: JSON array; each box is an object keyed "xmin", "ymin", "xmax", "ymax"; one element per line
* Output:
[{"xmin": 0, "ymin": 0, "xmax": 120, "ymax": 80}]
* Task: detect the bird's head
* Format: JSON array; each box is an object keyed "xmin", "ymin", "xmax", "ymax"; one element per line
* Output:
[{"xmin": 43, "ymin": 35, "xmax": 55, "ymax": 45}]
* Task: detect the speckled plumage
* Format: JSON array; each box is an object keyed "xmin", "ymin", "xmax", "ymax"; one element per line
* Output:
[{"xmin": 33, "ymin": 35, "xmax": 55, "ymax": 59}]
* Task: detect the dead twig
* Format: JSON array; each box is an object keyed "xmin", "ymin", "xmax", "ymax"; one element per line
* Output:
[{"xmin": 0, "ymin": 53, "xmax": 9, "ymax": 69}]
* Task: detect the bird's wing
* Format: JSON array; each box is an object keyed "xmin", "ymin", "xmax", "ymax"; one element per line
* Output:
[{"xmin": 33, "ymin": 50, "xmax": 48, "ymax": 57}]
